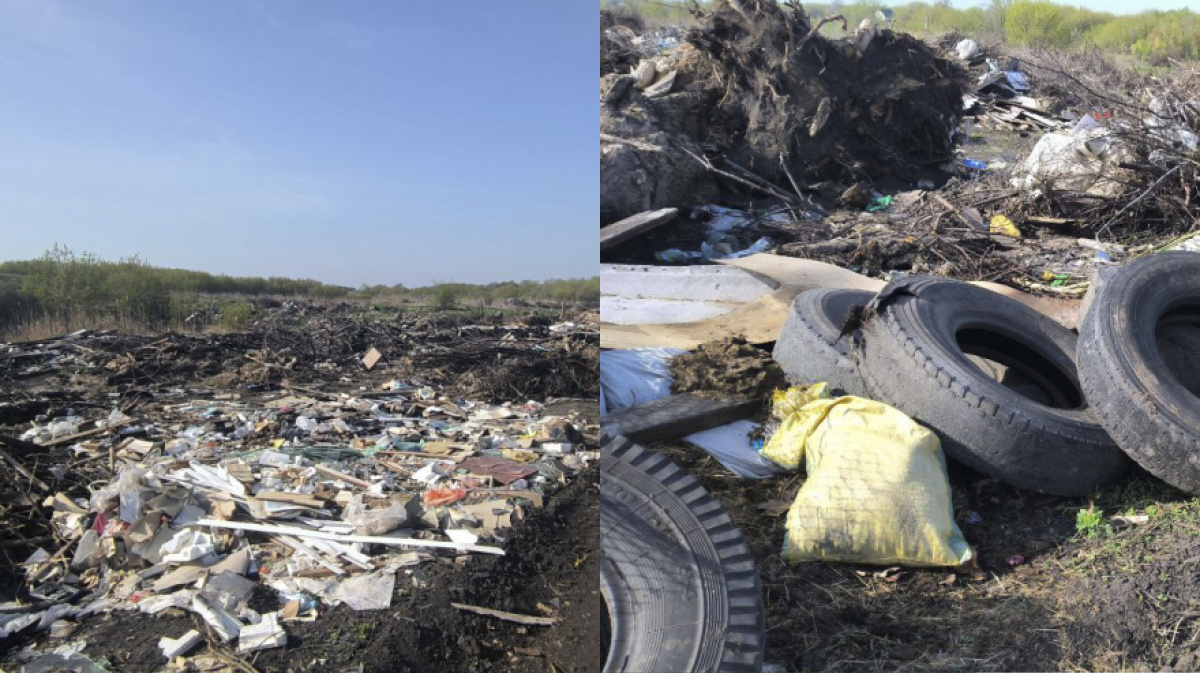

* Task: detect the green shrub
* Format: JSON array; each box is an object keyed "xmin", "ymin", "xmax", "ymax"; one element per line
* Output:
[{"xmin": 219, "ymin": 302, "xmax": 253, "ymax": 331}]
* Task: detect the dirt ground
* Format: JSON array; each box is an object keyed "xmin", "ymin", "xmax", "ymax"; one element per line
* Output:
[{"xmin": 654, "ymin": 435, "xmax": 1200, "ymax": 672}]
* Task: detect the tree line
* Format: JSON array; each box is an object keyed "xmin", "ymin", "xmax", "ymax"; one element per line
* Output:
[{"xmin": 604, "ymin": 0, "xmax": 1200, "ymax": 63}]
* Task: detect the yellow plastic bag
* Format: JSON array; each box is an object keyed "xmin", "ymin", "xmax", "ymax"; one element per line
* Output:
[
  {"xmin": 762, "ymin": 386, "xmax": 972, "ymax": 567},
  {"xmin": 990, "ymin": 214, "xmax": 1021, "ymax": 238}
]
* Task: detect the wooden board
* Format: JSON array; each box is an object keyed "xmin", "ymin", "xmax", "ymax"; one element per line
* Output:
[
  {"xmin": 602, "ymin": 394, "xmax": 761, "ymax": 444},
  {"xmin": 600, "ymin": 208, "xmax": 679, "ymax": 251}
]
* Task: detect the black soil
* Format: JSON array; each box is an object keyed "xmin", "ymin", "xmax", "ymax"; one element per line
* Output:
[{"xmin": 669, "ymin": 337, "xmax": 786, "ymax": 401}]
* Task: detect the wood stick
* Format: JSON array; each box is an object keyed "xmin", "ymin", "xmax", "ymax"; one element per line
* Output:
[
  {"xmin": 192, "ymin": 519, "xmax": 505, "ymax": 555},
  {"xmin": 451, "ymin": 603, "xmax": 556, "ymax": 626},
  {"xmin": 42, "ymin": 420, "xmax": 132, "ymax": 448},
  {"xmin": 313, "ymin": 464, "xmax": 372, "ymax": 489},
  {"xmin": 0, "ymin": 446, "xmax": 49, "ymax": 492}
]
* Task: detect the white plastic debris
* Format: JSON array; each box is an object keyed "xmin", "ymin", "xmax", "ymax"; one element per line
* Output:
[
  {"xmin": 238, "ymin": 612, "xmax": 286, "ymax": 653},
  {"xmin": 193, "ymin": 594, "xmax": 241, "ymax": 643},
  {"xmin": 683, "ymin": 421, "xmax": 785, "ymax": 480},
  {"xmin": 446, "ymin": 529, "xmax": 480, "ymax": 548},
  {"xmin": 160, "ymin": 529, "xmax": 216, "ymax": 564},
  {"xmin": 159, "ymin": 629, "xmax": 203, "ymax": 658},
  {"xmin": 955, "ymin": 38, "xmax": 979, "ymax": 60},
  {"xmin": 326, "ymin": 571, "xmax": 396, "ymax": 611}
]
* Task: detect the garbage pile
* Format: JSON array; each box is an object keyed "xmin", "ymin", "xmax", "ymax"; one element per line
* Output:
[
  {"xmin": 600, "ymin": 0, "xmax": 968, "ymax": 224},
  {"xmin": 0, "ymin": 381, "xmax": 595, "ymax": 665},
  {"xmin": 0, "ymin": 307, "xmax": 599, "ymax": 402},
  {"xmin": 943, "ymin": 47, "xmax": 1200, "ymax": 249}
]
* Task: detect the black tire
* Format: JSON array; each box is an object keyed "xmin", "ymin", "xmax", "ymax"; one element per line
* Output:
[
  {"xmin": 772, "ymin": 288, "xmax": 874, "ymax": 396},
  {"xmin": 1077, "ymin": 252, "xmax": 1200, "ymax": 495},
  {"xmin": 601, "ymin": 435, "xmax": 764, "ymax": 673},
  {"xmin": 853, "ymin": 276, "xmax": 1128, "ymax": 496}
]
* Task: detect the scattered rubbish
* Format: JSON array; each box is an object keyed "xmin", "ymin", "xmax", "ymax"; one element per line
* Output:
[
  {"xmin": 761, "ymin": 384, "xmax": 973, "ymax": 567},
  {"xmin": 1112, "ymin": 514, "xmax": 1150, "ymax": 526},
  {"xmin": 866, "ymin": 195, "xmax": 893, "ymax": 212},
  {"xmin": 159, "ymin": 629, "xmax": 203, "ymax": 659},
  {"xmin": 955, "ymin": 39, "xmax": 979, "ymax": 61},
  {"xmin": 1007, "ymin": 554, "xmax": 1026, "ymax": 567},
  {"xmin": 238, "ymin": 612, "xmax": 287, "ymax": 653},
  {"xmin": 653, "ymin": 249, "xmax": 702, "ymax": 263},
  {"xmin": 682, "ymin": 420, "xmax": 783, "ymax": 480},
  {"xmin": 0, "ymin": 341, "xmax": 596, "ymax": 656},
  {"xmin": 990, "ymin": 214, "xmax": 1021, "ymax": 238}
]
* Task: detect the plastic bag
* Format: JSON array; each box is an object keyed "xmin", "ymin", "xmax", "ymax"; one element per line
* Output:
[
  {"xmin": 342, "ymin": 494, "xmax": 409, "ymax": 535},
  {"xmin": 599, "ymin": 348, "xmax": 683, "ymax": 414},
  {"xmin": 683, "ymin": 421, "xmax": 783, "ymax": 480},
  {"xmin": 89, "ymin": 466, "xmax": 147, "ymax": 513},
  {"xmin": 762, "ymin": 385, "xmax": 972, "ymax": 568},
  {"xmin": 423, "ymin": 484, "xmax": 467, "ymax": 507}
]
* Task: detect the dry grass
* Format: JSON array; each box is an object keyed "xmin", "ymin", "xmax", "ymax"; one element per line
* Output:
[
  {"xmin": 649, "ymin": 440, "xmax": 1200, "ymax": 672},
  {"xmin": 0, "ymin": 314, "xmax": 177, "ymax": 343}
]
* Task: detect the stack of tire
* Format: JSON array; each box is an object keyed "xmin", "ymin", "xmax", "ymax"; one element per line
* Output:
[
  {"xmin": 600, "ymin": 252, "xmax": 1200, "ymax": 673},
  {"xmin": 773, "ymin": 252, "xmax": 1200, "ymax": 497}
]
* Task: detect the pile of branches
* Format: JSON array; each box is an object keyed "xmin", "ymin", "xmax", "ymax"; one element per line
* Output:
[{"xmin": 967, "ymin": 48, "xmax": 1200, "ymax": 244}]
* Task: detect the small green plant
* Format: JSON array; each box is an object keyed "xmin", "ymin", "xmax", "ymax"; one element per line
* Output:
[
  {"xmin": 355, "ymin": 622, "xmax": 376, "ymax": 640},
  {"xmin": 219, "ymin": 302, "xmax": 253, "ymax": 331},
  {"xmin": 1076, "ymin": 507, "xmax": 1112, "ymax": 539}
]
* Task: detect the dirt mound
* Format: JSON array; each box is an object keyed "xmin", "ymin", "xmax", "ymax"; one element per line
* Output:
[
  {"xmin": 600, "ymin": 0, "xmax": 967, "ymax": 223},
  {"xmin": 669, "ymin": 337, "xmax": 785, "ymax": 400}
]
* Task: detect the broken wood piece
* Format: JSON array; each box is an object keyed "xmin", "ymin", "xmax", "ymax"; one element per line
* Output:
[
  {"xmin": 932, "ymin": 194, "xmax": 986, "ymax": 231},
  {"xmin": 451, "ymin": 602, "xmax": 557, "ymax": 626},
  {"xmin": 313, "ymin": 464, "xmax": 372, "ymax": 489},
  {"xmin": 362, "ymin": 348, "xmax": 383, "ymax": 371},
  {"xmin": 602, "ymin": 394, "xmax": 760, "ymax": 444},
  {"xmin": 0, "ymin": 446, "xmax": 49, "ymax": 492},
  {"xmin": 192, "ymin": 518, "xmax": 506, "ymax": 555},
  {"xmin": 600, "ymin": 208, "xmax": 679, "ymax": 252}
]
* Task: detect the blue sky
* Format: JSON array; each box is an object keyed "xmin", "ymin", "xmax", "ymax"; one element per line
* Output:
[{"xmin": 0, "ymin": 1, "xmax": 597, "ymax": 287}]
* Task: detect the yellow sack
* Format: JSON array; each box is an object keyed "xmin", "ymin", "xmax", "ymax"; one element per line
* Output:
[{"xmin": 762, "ymin": 385, "xmax": 972, "ymax": 567}]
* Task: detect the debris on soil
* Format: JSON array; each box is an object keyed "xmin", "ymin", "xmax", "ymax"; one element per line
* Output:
[
  {"xmin": 669, "ymin": 337, "xmax": 785, "ymax": 400},
  {"xmin": 601, "ymin": 0, "xmax": 967, "ymax": 224},
  {"xmin": 0, "ymin": 306, "xmax": 600, "ymax": 672}
]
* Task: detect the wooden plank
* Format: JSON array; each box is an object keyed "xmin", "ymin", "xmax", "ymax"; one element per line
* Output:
[
  {"xmin": 313, "ymin": 464, "xmax": 372, "ymax": 489},
  {"xmin": 600, "ymin": 208, "xmax": 679, "ymax": 252},
  {"xmin": 601, "ymin": 394, "xmax": 760, "ymax": 444}
]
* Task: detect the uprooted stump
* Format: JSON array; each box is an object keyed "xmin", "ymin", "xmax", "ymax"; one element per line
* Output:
[{"xmin": 600, "ymin": 0, "xmax": 967, "ymax": 224}]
